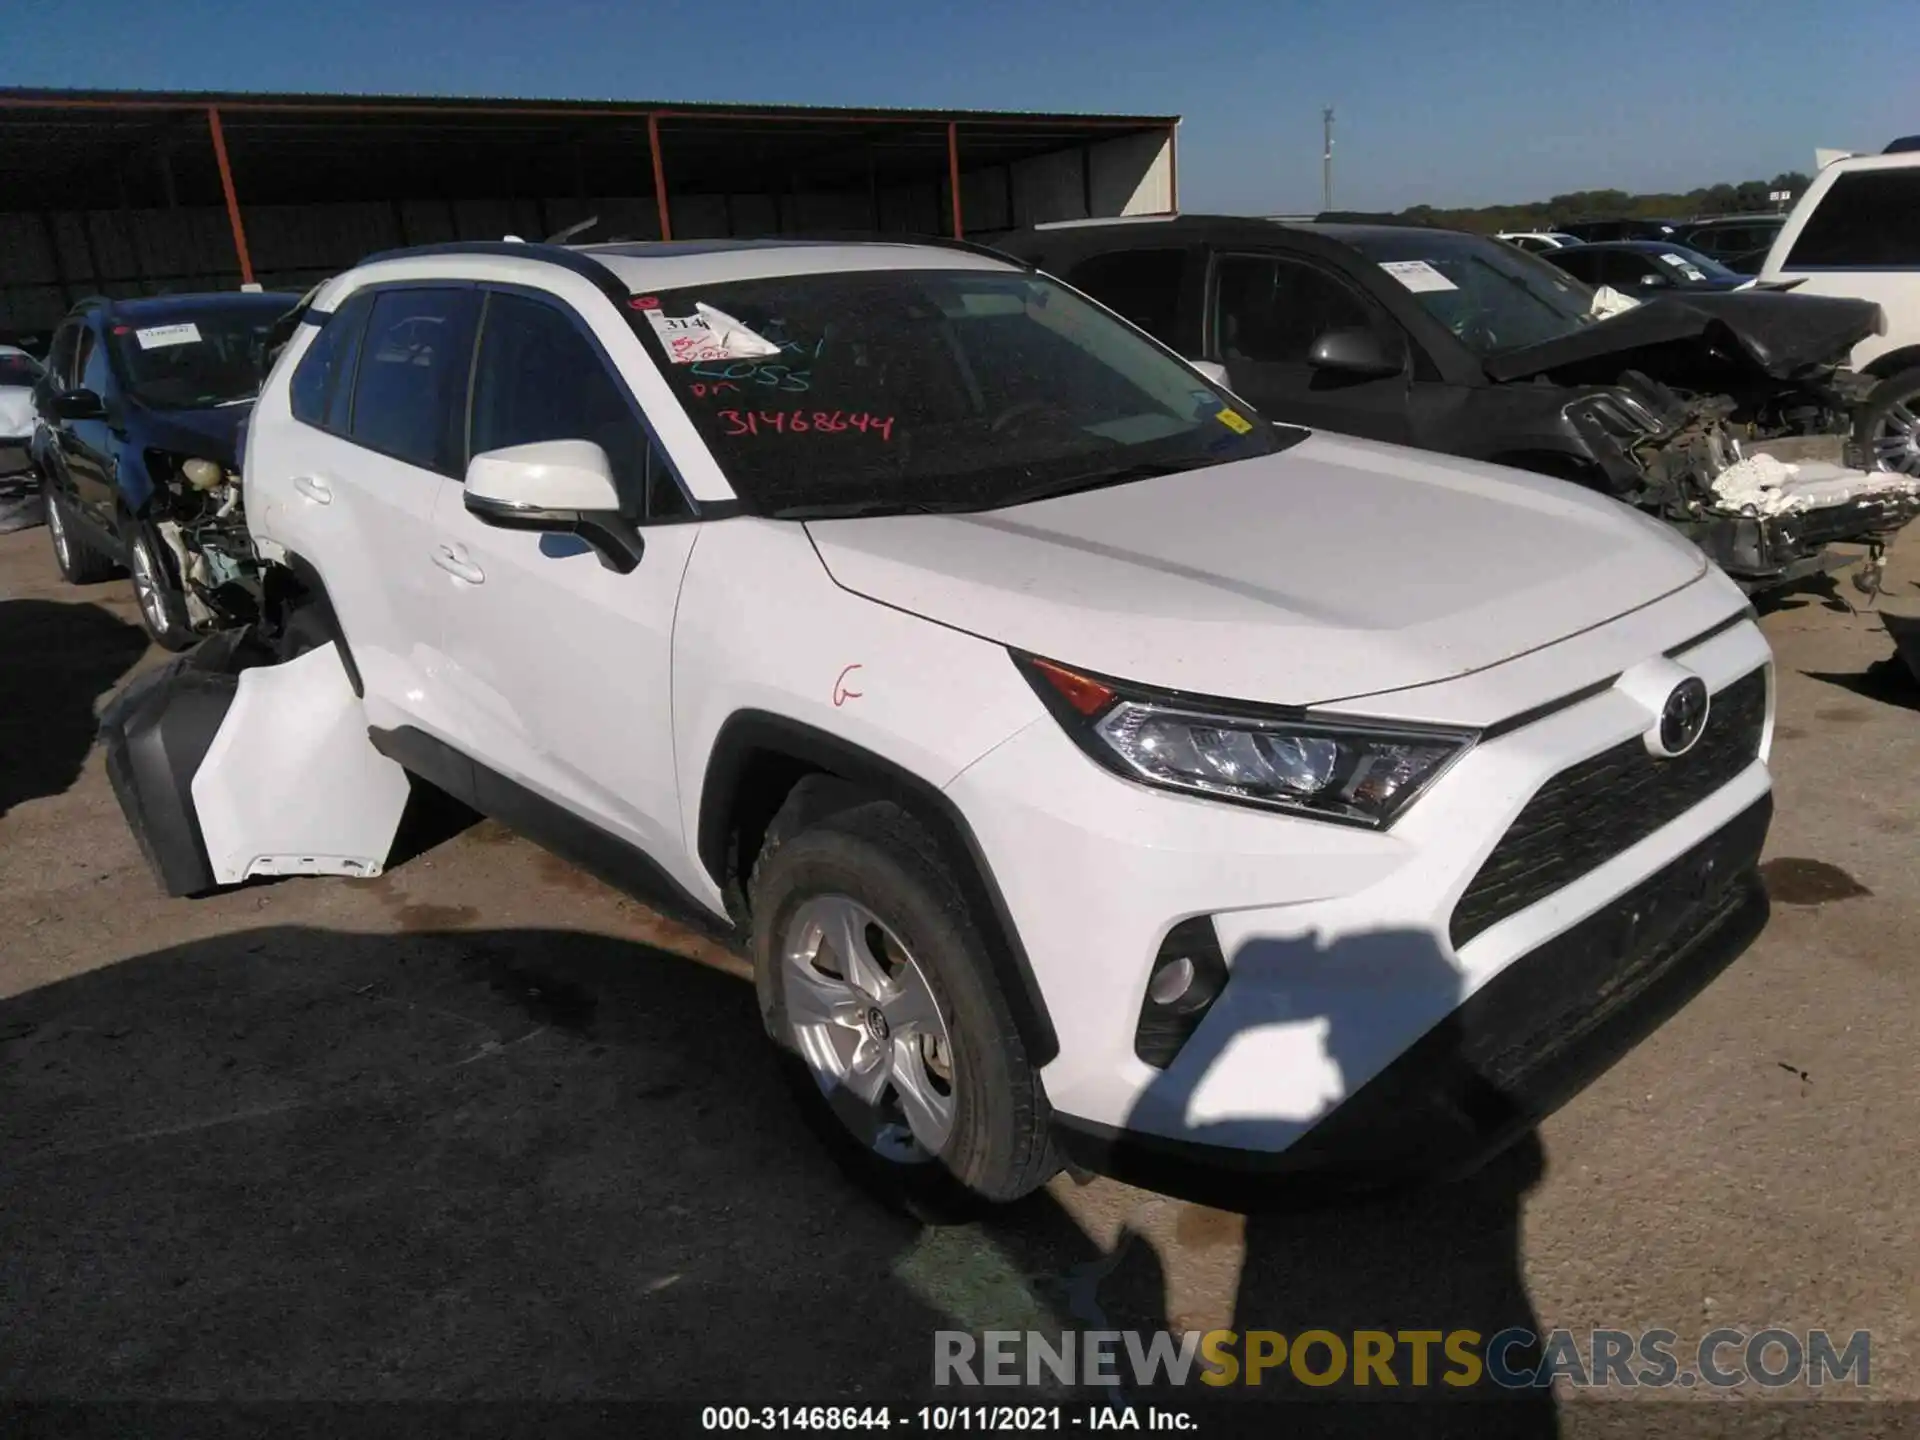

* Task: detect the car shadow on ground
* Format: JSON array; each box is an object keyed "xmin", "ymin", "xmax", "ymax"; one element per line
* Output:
[
  {"xmin": 1010, "ymin": 926, "xmax": 1559, "ymax": 1435},
  {"xmin": 0, "ymin": 597, "xmax": 148, "ymax": 820},
  {"xmin": 1803, "ymin": 655, "xmax": 1920, "ymax": 713},
  {"xmin": 0, "ymin": 920, "xmax": 1558, "ymax": 1434}
]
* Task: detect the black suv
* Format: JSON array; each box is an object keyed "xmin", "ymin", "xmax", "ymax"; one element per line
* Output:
[
  {"xmin": 34, "ymin": 291, "xmax": 297, "ymax": 647},
  {"xmin": 996, "ymin": 217, "xmax": 1915, "ymax": 592}
]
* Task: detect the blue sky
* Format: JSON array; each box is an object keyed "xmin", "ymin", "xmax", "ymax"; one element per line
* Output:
[{"xmin": 8, "ymin": 0, "xmax": 1913, "ymax": 212}]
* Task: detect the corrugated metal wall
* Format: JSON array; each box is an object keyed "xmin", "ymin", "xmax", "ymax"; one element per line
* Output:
[{"xmin": 0, "ymin": 132, "xmax": 1173, "ymax": 336}]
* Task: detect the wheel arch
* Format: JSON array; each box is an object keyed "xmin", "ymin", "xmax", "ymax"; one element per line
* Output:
[
  {"xmin": 1863, "ymin": 346, "xmax": 1920, "ymax": 382},
  {"xmin": 262, "ymin": 552, "xmax": 365, "ymax": 697},
  {"xmin": 697, "ymin": 710, "xmax": 1059, "ymax": 1066}
]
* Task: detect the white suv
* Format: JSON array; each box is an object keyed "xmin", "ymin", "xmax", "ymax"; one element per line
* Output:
[
  {"xmin": 104, "ymin": 237, "xmax": 1776, "ymax": 1209},
  {"xmin": 1759, "ymin": 150, "xmax": 1920, "ymax": 476}
]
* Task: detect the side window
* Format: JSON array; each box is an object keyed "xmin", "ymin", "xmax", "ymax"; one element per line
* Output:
[
  {"xmin": 77, "ymin": 326, "xmax": 110, "ymax": 397},
  {"xmin": 470, "ymin": 291, "xmax": 684, "ymax": 519},
  {"xmin": 348, "ymin": 288, "xmax": 479, "ymax": 476},
  {"xmin": 44, "ymin": 322, "xmax": 79, "ymax": 390},
  {"xmin": 1788, "ymin": 170, "xmax": 1920, "ymax": 268},
  {"xmin": 289, "ymin": 291, "xmax": 373, "ymax": 430},
  {"xmin": 1551, "ymin": 250, "xmax": 1603, "ymax": 285},
  {"xmin": 1064, "ymin": 249, "xmax": 1188, "ymax": 346},
  {"xmin": 1212, "ymin": 254, "xmax": 1374, "ymax": 364},
  {"xmin": 1612, "ymin": 253, "xmax": 1659, "ymax": 286}
]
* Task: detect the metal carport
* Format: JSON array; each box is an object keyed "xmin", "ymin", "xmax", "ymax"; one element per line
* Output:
[{"xmin": 0, "ymin": 89, "xmax": 1180, "ymax": 341}]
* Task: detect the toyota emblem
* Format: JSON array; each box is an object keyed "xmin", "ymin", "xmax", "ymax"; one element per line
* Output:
[{"xmin": 1657, "ymin": 677, "xmax": 1711, "ymax": 757}]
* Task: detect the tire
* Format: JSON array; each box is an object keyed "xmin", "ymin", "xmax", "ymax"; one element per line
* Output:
[
  {"xmin": 121, "ymin": 516, "xmax": 196, "ymax": 652},
  {"xmin": 1857, "ymin": 366, "xmax": 1920, "ymax": 478},
  {"xmin": 45, "ymin": 491, "xmax": 119, "ymax": 585},
  {"xmin": 750, "ymin": 797, "xmax": 1057, "ymax": 1215}
]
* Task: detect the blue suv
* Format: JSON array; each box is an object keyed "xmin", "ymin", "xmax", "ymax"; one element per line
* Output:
[{"xmin": 35, "ymin": 291, "xmax": 297, "ymax": 647}]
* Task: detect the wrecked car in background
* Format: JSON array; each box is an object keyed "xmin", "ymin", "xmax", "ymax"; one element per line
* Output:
[
  {"xmin": 0, "ymin": 343, "xmax": 45, "ymax": 532},
  {"xmin": 33, "ymin": 291, "xmax": 300, "ymax": 647},
  {"xmin": 996, "ymin": 217, "xmax": 1920, "ymax": 594}
]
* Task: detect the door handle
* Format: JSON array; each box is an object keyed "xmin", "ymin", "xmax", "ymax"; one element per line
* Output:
[
  {"xmin": 431, "ymin": 543, "xmax": 485, "ymax": 585},
  {"xmin": 292, "ymin": 475, "xmax": 333, "ymax": 505}
]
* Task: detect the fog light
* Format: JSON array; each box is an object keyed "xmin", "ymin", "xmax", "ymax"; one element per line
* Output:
[
  {"xmin": 1147, "ymin": 955, "xmax": 1196, "ymax": 1007},
  {"xmin": 1133, "ymin": 917, "xmax": 1228, "ymax": 1068}
]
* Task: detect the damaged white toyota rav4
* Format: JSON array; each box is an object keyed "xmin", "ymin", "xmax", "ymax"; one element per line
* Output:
[{"xmin": 102, "ymin": 237, "xmax": 1776, "ymax": 1209}]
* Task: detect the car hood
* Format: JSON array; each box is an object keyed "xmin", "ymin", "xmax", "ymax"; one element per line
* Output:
[
  {"xmin": 1486, "ymin": 290, "xmax": 1885, "ymax": 384},
  {"xmin": 128, "ymin": 400, "xmax": 254, "ymax": 468},
  {"xmin": 805, "ymin": 434, "xmax": 1709, "ymax": 707}
]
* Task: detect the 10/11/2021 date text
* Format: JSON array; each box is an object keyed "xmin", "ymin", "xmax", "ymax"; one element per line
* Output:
[{"xmin": 700, "ymin": 1405, "xmax": 1198, "ymax": 1431}]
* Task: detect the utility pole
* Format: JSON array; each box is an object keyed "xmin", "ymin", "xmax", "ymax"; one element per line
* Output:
[{"xmin": 1322, "ymin": 106, "xmax": 1335, "ymax": 213}]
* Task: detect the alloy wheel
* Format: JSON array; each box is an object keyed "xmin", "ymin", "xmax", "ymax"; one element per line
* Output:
[
  {"xmin": 1869, "ymin": 393, "xmax": 1920, "ymax": 477},
  {"xmin": 780, "ymin": 893, "xmax": 957, "ymax": 1164},
  {"xmin": 47, "ymin": 500, "xmax": 70, "ymax": 571},
  {"xmin": 129, "ymin": 534, "xmax": 169, "ymax": 635}
]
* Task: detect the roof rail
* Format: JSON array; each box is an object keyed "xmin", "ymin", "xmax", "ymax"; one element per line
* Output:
[
  {"xmin": 354, "ymin": 239, "xmax": 631, "ymax": 305},
  {"xmin": 738, "ymin": 230, "xmax": 1034, "ymax": 269}
]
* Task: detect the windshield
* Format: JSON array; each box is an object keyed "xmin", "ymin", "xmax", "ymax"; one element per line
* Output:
[
  {"xmin": 0, "ymin": 351, "xmax": 42, "ymax": 386},
  {"xmin": 108, "ymin": 304, "xmax": 285, "ymax": 410},
  {"xmin": 631, "ymin": 267, "xmax": 1298, "ymax": 517},
  {"xmin": 1652, "ymin": 245, "xmax": 1741, "ymax": 283},
  {"xmin": 1342, "ymin": 230, "xmax": 1598, "ymax": 356}
]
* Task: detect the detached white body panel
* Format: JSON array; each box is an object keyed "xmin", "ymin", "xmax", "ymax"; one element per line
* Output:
[{"xmin": 190, "ymin": 642, "xmax": 410, "ymax": 884}]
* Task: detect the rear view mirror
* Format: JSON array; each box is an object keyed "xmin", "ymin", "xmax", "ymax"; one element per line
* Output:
[
  {"xmin": 1307, "ymin": 327, "xmax": 1404, "ymax": 379},
  {"xmin": 50, "ymin": 388, "xmax": 105, "ymax": 421},
  {"xmin": 1639, "ymin": 274, "xmax": 1670, "ymax": 288},
  {"xmin": 464, "ymin": 439, "xmax": 643, "ymax": 573}
]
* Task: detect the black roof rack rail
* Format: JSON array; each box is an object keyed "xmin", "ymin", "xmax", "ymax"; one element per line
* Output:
[{"xmin": 354, "ymin": 239, "xmax": 631, "ymax": 306}]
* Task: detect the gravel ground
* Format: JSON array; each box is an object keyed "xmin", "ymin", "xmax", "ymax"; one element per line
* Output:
[{"xmin": 2, "ymin": 520, "xmax": 1916, "ymax": 1433}]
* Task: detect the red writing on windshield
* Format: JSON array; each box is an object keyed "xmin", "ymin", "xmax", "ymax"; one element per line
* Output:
[{"xmin": 718, "ymin": 410, "xmax": 895, "ymax": 441}]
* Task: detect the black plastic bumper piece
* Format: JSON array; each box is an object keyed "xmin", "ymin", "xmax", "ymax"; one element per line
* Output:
[
  {"xmin": 98, "ymin": 629, "xmax": 267, "ymax": 898},
  {"xmin": 1054, "ymin": 793, "xmax": 1773, "ymax": 1211}
]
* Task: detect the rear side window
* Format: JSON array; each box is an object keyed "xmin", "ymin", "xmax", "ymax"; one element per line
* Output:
[
  {"xmin": 1788, "ymin": 170, "xmax": 1920, "ymax": 267},
  {"xmin": 1064, "ymin": 249, "xmax": 1187, "ymax": 346},
  {"xmin": 468, "ymin": 292, "xmax": 680, "ymax": 517},
  {"xmin": 348, "ymin": 288, "xmax": 479, "ymax": 475},
  {"xmin": 289, "ymin": 292, "xmax": 373, "ymax": 429}
]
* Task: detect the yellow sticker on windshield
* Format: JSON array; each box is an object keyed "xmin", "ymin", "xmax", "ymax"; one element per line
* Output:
[{"xmin": 1216, "ymin": 407, "xmax": 1253, "ymax": 434}]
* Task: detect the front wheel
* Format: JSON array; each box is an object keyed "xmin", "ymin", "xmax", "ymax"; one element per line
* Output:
[
  {"xmin": 750, "ymin": 799, "xmax": 1057, "ymax": 1214},
  {"xmin": 1857, "ymin": 366, "xmax": 1920, "ymax": 477},
  {"xmin": 122, "ymin": 518, "xmax": 196, "ymax": 652}
]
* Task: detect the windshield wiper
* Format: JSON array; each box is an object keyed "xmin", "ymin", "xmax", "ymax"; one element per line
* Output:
[{"xmin": 771, "ymin": 498, "xmax": 949, "ymax": 520}]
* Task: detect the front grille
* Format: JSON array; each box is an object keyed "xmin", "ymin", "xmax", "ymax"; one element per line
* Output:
[{"xmin": 1450, "ymin": 666, "xmax": 1767, "ymax": 949}]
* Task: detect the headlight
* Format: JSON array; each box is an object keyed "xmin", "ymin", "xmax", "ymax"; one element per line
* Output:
[{"xmin": 1017, "ymin": 655, "xmax": 1476, "ymax": 828}]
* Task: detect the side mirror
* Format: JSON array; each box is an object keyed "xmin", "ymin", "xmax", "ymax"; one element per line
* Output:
[
  {"xmin": 50, "ymin": 388, "xmax": 106, "ymax": 421},
  {"xmin": 1188, "ymin": 359, "xmax": 1231, "ymax": 386},
  {"xmin": 463, "ymin": 439, "xmax": 643, "ymax": 574},
  {"xmin": 1307, "ymin": 327, "xmax": 1404, "ymax": 379}
]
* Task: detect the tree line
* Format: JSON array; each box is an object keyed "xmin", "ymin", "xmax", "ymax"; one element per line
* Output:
[{"xmin": 1321, "ymin": 173, "xmax": 1812, "ymax": 233}]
